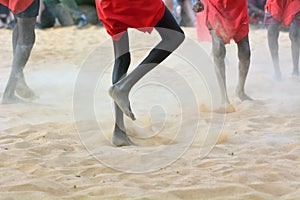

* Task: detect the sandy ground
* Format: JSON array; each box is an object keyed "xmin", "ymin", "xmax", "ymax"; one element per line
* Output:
[{"xmin": 0, "ymin": 26, "xmax": 299, "ymax": 199}]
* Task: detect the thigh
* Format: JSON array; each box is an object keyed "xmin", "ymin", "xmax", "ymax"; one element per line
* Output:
[
  {"xmin": 15, "ymin": 0, "xmax": 40, "ymax": 18},
  {"xmin": 155, "ymin": 6, "xmax": 182, "ymax": 33},
  {"xmin": 113, "ymin": 31, "xmax": 130, "ymax": 58}
]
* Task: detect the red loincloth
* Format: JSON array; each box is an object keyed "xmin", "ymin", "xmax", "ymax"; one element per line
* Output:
[
  {"xmin": 196, "ymin": 0, "xmax": 249, "ymax": 44},
  {"xmin": 265, "ymin": 0, "xmax": 300, "ymax": 26},
  {"xmin": 96, "ymin": 0, "xmax": 165, "ymax": 40},
  {"xmin": 0, "ymin": 0, "xmax": 34, "ymax": 14}
]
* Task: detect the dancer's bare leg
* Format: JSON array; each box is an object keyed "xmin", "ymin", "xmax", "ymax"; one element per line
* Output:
[
  {"xmin": 111, "ymin": 31, "xmax": 136, "ymax": 146},
  {"xmin": 109, "ymin": 8, "xmax": 185, "ymax": 120},
  {"xmin": 289, "ymin": 21, "xmax": 300, "ymax": 76},
  {"xmin": 211, "ymin": 29, "xmax": 229, "ymax": 104},
  {"xmin": 236, "ymin": 36, "xmax": 252, "ymax": 101},
  {"xmin": 267, "ymin": 23, "xmax": 281, "ymax": 80},
  {"xmin": 2, "ymin": 17, "xmax": 36, "ymax": 103}
]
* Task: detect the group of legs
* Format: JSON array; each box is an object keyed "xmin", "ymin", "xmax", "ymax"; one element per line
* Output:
[{"xmin": 1, "ymin": 0, "xmax": 299, "ymax": 147}]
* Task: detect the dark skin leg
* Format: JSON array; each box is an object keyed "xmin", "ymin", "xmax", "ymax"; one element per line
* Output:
[
  {"xmin": 236, "ymin": 36, "xmax": 252, "ymax": 101},
  {"xmin": 267, "ymin": 23, "xmax": 281, "ymax": 80},
  {"xmin": 211, "ymin": 30, "xmax": 251, "ymax": 105},
  {"xmin": 2, "ymin": 17, "xmax": 36, "ymax": 103},
  {"xmin": 289, "ymin": 21, "xmax": 300, "ymax": 76},
  {"xmin": 210, "ymin": 29, "xmax": 229, "ymax": 104},
  {"xmin": 110, "ymin": 8, "xmax": 185, "ymax": 146},
  {"xmin": 111, "ymin": 31, "xmax": 136, "ymax": 147}
]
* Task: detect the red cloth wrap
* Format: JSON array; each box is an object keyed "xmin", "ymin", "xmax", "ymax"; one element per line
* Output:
[
  {"xmin": 0, "ymin": 0, "xmax": 34, "ymax": 14},
  {"xmin": 96, "ymin": 0, "xmax": 166, "ymax": 40},
  {"xmin": 265, "ymin": 0, "xmax": 300, "ymax": 26},
  {"xmin": 196, "ymin": 0, "xmax": 249, "ymax": 44}
]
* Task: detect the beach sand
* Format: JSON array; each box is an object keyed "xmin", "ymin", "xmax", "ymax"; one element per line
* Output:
[{"xmin": 0, "ymin": 26, "xmax": 299, "ymax": 199}]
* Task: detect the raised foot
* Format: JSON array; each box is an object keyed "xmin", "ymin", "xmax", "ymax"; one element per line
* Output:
[
  {"xmin": 1, "ymin": 94, "xmax": 27, "ymax": 104},
  {"xmin": 109, "ymin": 85, "xmax": 136, "ymax": 121},
  {"xmin": 112, "ymin": 130, "xmax": 137, "ymax": 147}
]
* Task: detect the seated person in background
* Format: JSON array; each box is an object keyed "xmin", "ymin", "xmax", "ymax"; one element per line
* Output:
[
  {"xmin": 43, "ymin": 0, "xmax": 95, "ymax": 28},
  {"xmin": 247, "ymin": 0, "xmax": 266, "ymax": 26}
]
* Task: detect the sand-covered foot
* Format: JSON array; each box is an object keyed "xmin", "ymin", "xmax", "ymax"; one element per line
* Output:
[
  {"xmin": 1, "ymin": 94, "xmax": 27, "ymax": 104},
  {"xmin": 214, "ymin": 103, "xmax": 236, "ymax": 114},
  {"xmin": 109, "ymin": 85, "xmax": 136, "ymax": 121},
  {"xmin": 16, "ymin": 82, "xmax": 37, "ymax": 100},
  {"xmin": 112, "ymin": 129, "xmax": 137, "ymax": 147},
  {"xmin": 236, "ymin": 91, "xmax": 253, "ymax": 101}
]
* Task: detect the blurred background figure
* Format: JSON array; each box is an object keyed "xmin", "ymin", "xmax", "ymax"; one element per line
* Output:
[
  {"xmin": 247, "ymin": 0, "xmax": 266, "ymax": 28},
  {"xmin": 38, "ymin": 0, "xmax": 98, "ymax": 29},
  {"xmin": 163, "ymin": 0, "xmax": 196, "ymax": 26},
  {"xmin": 178, "ymin": 0, "xmax": 196, "ymax": 26}
]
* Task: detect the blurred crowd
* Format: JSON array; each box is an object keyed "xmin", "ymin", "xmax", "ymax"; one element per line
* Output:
[{"xmin": 0, "ymin": 0, "xmax": 267, "ymax": 30}]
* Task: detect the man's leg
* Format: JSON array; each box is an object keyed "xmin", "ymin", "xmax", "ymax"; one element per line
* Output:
[
  {"xmin": 267, "ymin": 23, "xmax": 281, "ymax": 79},
  {"xmin": 109, "ymin": 8, "xmax": 185, "ymax": 120},
  {"xmin": 111, "ymin": 31, "xmax": 135, "ymax": 146},
  {"xmin": 210, "ymin": 29, "xmax": 229, "ymax": 104},
  {"xmin": 289, "ymin": 20, "xmax": 300, "ymax": 76},
  {"xmin": 236, "ymin": 36, "xmax": 252, "ymax": 101},
  {"xmin": 2, "ymin": 17, "xmax": 36, "ymax": 103}
]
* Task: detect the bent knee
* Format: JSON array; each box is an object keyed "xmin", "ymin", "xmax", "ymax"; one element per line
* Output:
[{"xmin": 171, "ymin": 30, "xmax": 185, "ymax": 47}]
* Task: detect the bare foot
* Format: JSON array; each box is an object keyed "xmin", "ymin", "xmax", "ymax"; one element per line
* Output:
[
  {"xmin": 1, "ymin": 94, "xmax": 27, "ymax": 104},
  {"xmin": 109, "ymin": 85, "xmax": 136, "ymax": 121},
  {"xmin": 112, "ymin": 129, "xmax": 137, "ymax": 147},
  {"xmin": 236, "ymin": 90, "xmax": 253, "ymax": 101}
]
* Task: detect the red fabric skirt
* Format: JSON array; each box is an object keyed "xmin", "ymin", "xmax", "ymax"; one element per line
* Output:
[
  {"xmin": 0, "ymin": 0, "xmax": 34, "ymax": 14},
  {"xmin": 265, "ymin": 0, "xmax": 300, "ymax": 26},
  {"xmin": 96, "ymin": 0, "xmax": 166, "ymax": 40},
  {"xmin": 196, "ymin": 0, "xmax": 249, "ymax": 44}
]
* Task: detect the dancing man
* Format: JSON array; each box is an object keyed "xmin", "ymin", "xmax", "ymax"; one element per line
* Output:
[
  {"xmin": 96, "ymin": 0, "xmax": 185, "ymax": 146},
  {"xmin": 194, "ymin": 0, "xmax": 252, "ymax": 109}
]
